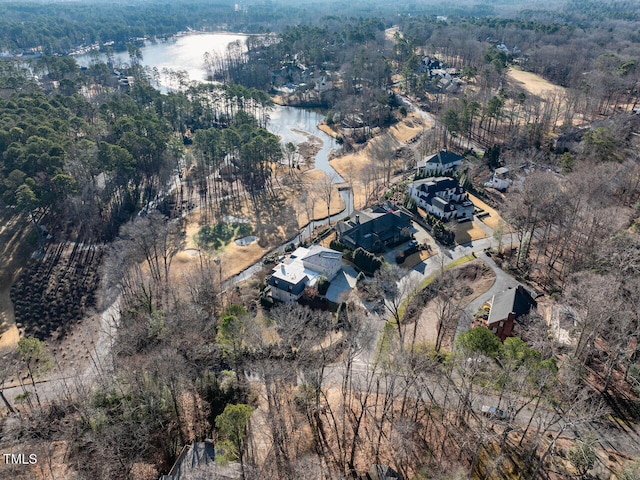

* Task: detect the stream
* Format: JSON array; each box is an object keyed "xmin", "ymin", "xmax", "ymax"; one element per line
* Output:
[
  {"xmin": 75, "ymin": 32, "xmax": 354, "ymax": 226},
  {"xmin": 78, "ymin": 32, "xmax": 354, "ymax": 339}
]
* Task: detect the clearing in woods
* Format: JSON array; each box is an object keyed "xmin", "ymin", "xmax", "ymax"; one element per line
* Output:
[{"xmin": 507, "ymin": 67, "xmax": 566, "ymax": 97}]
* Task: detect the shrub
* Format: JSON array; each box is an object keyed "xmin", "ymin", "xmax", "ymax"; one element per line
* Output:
[
  {"xmin": 330, "ymin": 239, "xmax": 351, "ymax": 253},
  {"xmin": 260, "ymin": 294, "xmax": 274, "ymax": 310},
  {"xmin": 317, "ymin": 276, "xmax": 330, "ymax": 295},
  {"xmin": 352, "ymin": 247, "xmax": 384, "ymax": 274},
  {"xmin": 432, "ymin": 220, "xmax": 455, "ymax": 246},
  {"xmin": 196, "ymin": 222, "xmax": 253, "ymax": 250}
]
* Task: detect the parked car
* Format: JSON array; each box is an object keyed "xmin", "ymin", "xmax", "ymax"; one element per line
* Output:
[{"xmin": 481, "ymin": 405, "xmax": 507, "ymax": 420}]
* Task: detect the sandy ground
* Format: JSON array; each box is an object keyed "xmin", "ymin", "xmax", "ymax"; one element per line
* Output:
[
  {"xmin": 468, "ymin": 193, "xmax": 507, "ymax": 231},
  {"xmin": 0, "ymin": 212, "xmax": 35, "ymax": 353},
  {"xmin": 388, "ymin": 113, "xmax": 428, "ymax": 143},
  {"xmin": 318, "ymin": 123, "xmax": 338, "ymax": 138},
  {"xmin": 507, "ymin": 67, "xmax": 565, "ymax": 98},
  {"xmin": 406, "ymin": 259, "xmax": 496, "ymax": 350},
  {"xmin": 0, "ymin": 324, "xmax": 19, "ymax": 352},
  {"xmin": 174, "ymin": 169, "xmax": 344, "ymax": 283}
]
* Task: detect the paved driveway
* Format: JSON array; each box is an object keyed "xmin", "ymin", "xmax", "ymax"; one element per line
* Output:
[{"xmin": 326, "ymin": 266, "xmax": 358, "ymax": 303}]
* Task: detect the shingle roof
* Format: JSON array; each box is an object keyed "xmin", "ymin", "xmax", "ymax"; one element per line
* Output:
[
  {"xmin": 368, "ymin": 464, "xmax": 404, "ymax": 480},
  {"xmin": 160, "ymin": 441, "xmax": 240, "ymax": 480},
  {"xmin": 336, "ymin": 207, "xmax": 412, "ymax": 251},
  {"xmin": 424, "ymin": 149, "xmax": 464, "ymax": 165},
  {"xmin": 488, "ymin": 286, "xmax": 536, "ymax": 325}
]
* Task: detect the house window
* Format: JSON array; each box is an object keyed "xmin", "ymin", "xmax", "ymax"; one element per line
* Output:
[
  {"xmin": 492, "ymin": 327, "xmax": 498, "ymax": 333},
  {"xmin": 499, "ymin": 321, "xmax": 504, "ymax": 327}
]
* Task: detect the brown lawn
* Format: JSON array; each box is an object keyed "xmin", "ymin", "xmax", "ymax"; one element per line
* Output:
[
  {"xmin": 507, "ymin": 67, "xmax": 565, "ymax": 98},
  {"xmin": 451, "ymin": 220, "xmax": 489, "ymax": 244},
  {"xmin": 318, "ymin": 123, "xmax": 338, "ymax": 138},
  {"xmin": 405, "ymin": 260, "xmax": 496, "ymax": 350},
  {"xmin": 175, "ymin": 169, "xmax": 344, "ymax": 283},
  {"xmin": 294, "ymin": 169, "xmax": 345, "ymax": 224},
  {"xmin": 388, "ymin": 113, "xmax": 429, "ymax": 143},
  {"xmin": 385, "ymin": 26, "xmax": 400, "ymax": 40},
  {"xmin": 506, "ymin": 67, "xmax": 587, "ymax": 127},
  {"xmin": 469, "ymin": 193, "xmax": 508, "ymax": 231},
  {"xmin": 402, "ymin": 250, "xmax": 434, "ymax": 269}
]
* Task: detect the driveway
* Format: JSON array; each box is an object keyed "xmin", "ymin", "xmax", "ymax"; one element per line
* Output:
[
  {"xmin": 456, "ymin": 250, "xmax": 521, "ymax": 338},
  {"xmin": 326, "ymin": 266, "xmax": 358, "ymax": 303}
]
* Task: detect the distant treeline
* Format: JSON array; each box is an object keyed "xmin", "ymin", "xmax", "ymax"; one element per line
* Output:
[{"xmin": 6, "ymin": 0, "xmax": 639, "ymax": 55}]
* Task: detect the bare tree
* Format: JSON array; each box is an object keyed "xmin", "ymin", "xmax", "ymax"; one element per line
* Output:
[
  {"xmin": 316, "ymin": 172, "xmax": 339, "ymax": 225},
  {"xmin": 370, "ymin": 133, "xmax": 400, "ymax": 187}
]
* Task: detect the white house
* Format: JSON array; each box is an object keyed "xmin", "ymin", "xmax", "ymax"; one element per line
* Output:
[
  {"xmin": 408, "ymin": 177, "xmax": 474, "ymax": 221},
  {"xmin": 416, "ymin": 149, "xmax": 464, "ymax": 175},
  {"xmin": 484, "ymin": 167, "xmax": 512, "ymax": 191},
  {"xmin": 268, "ymin": 245, "xmax": 343, "ymax": 303}
]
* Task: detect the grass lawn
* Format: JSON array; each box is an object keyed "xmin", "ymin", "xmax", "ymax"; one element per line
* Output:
[
  {"xmin": 507, "ymin": 67, "xmax": 565, "ymax": 97},
  {"xmin": 196, "ymin": 222, "xmax": 253, "ymax": 250}
]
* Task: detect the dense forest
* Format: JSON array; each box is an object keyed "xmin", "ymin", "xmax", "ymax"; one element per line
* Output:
[{"xmin": 1, "ymin": 0, "xmax": 640, "ymax": 479}]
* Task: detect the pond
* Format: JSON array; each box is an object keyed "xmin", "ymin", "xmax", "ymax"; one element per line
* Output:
[
  {"xmin": 74, "ymin": 32, "xmax": 248, "ymax": 86},
  {"xmin": 75, "ymin": 32, "xmax": 353, "ymax": 225}
]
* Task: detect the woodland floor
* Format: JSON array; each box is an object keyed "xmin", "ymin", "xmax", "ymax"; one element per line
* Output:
[
  {"xmin": 405, "ymin": 259, "xmax": 496, "ymax": 351},
  {"xmin": 0, "ymin": 211, "xmax": 35, "ymax": 354}
]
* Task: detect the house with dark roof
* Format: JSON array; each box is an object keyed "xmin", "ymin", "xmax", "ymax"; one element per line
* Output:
[
  {"xmin": 408, "ymin": 177, "xmax": 474, "ymax": 221},
  {"xmin": 417, "ymin": 149, "xmax": 464, "ymax": 175},
  {"xmin": 268, "ymin": 245, "xmax": 343, "ymax": 303},
  {"xmin": 367, "ymin": 464, "xmax": 404, "ymax": 480},
  {"xmin": 336, "ymin": 205, "xmax": 412, "ymax": 253},
  {"xmin": 475, "ymin": 285, "xmax": 537, "ymax": 341},
  {"xmin": 159, "ymin": 440, "xmax": 241, "ymax": 480}
]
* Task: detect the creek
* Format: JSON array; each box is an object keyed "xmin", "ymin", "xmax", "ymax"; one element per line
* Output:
[{"xmin": 75, "ymin": 32, "xmax": 353, "ymax": 221}]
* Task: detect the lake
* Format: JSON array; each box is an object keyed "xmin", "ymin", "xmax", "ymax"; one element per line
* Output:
[
  {"xmin": 76, "ymin": 32, "xmax": 351, "ymax": 212},
  {"xmin": 75, "ymin": 32, "xmax": 248, "ymax": 85}
]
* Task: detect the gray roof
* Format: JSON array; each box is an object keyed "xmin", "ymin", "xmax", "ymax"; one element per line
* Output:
[
  {"xmin": 424, "ymin": 149, "xmax": 464, "ymax": 166},
  {"xmin": 412, "ymin": 177, "xmax": 461, "ymax": 194},
  {"xmin": 488, "ymin": 286, "xmax": 536, "ymax": 325},
  {"xmin": 431, "ymin": 196, "xmax": 452, "ymax": 212},
  {"xmin": 368, "ymin": 464, "xmax": 403, "ymax": 480},
  {"xmin": 160, "ymin": 442, "xmax": 241, "ymax": 480},
  {"xmin": 336, "ymin": 206, "xmax": 412, "ymax": 251}
]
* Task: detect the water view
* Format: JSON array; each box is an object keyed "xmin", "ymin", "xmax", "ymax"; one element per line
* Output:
[
  {"xmin": 75, "ymin": 32, "xmax": 248, "ymax": 84},
  {"xmin": 75, "ymin": 32, "xmax": 350, "ymax": 213}
]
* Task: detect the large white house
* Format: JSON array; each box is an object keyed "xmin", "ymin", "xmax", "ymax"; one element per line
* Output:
[
  {"xmin": 268, "ymin": 245, "xmax": 343, "ymax": 303},
  {"xmin": 408, "ymin": 177, "xmax": 474, "ymax": 221},
  {"xmin": 416, "ymin": 149, "xmax": 464, "ymax": 175}
]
